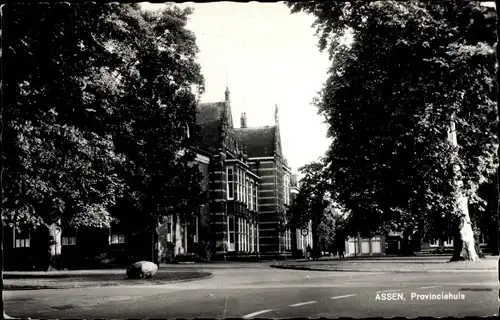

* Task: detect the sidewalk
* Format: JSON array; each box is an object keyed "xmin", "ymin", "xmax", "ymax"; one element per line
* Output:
[{"xmin": 272, "ymin": 255, "xmax": 498, "ymax": 273}]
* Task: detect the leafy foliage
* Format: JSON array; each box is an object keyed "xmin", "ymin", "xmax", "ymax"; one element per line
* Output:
[
  {"xmin": 3, "ymin": 4, "xmax": 127, "ymax": 229},
  {"xmin": 288, "ymin": 2, "xmax": 497, "ymax": 243},
  {"xmin": 287, "ymin": 160, "xmax": 329, "ymax": 230},
  {"xmin": 3, "ymin": 3, "xmax": 206, "ymax": 236},
  {"xmin": 107, "ymin": 5, "xmax": 206, "ymax": 232}
]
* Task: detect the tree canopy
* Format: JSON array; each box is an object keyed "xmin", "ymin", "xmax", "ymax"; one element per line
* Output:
[
  {"xmin": 288, "ymin": 1, "xmax": 497, "ymax": 254},
  {"xmin": 3, "ymin": 3, "xmax": 205, "ymax": 233}
]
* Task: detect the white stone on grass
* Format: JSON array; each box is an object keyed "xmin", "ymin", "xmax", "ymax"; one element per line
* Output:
[{"xmin": 126, "ymin": 261, "xmax": 158, "ymax": 279}]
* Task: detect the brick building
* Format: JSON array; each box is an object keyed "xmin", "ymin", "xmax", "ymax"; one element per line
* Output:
[{"xmin": 195, "ymin": 88, "xmax": 294, "ymax": 258}]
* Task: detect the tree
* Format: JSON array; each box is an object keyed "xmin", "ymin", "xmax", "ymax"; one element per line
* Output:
[
  {"xmin": 287, "ymin": 160, "xmax": 330, "ymax": 250},
  {"xmin": 107, "ymin": 4, "xmax": 206, "ymax": 263},
  {"xmin": 317, "ymin": 204, "xmax": 344, "ymax": 254},
  {"xmin": 3, "ymin": 3, "xmax": 206, "ymax": 268},
  {"xmin": 3, "ymin": 4, "xmax": 129, "ymax": 270},
  {"xmin": 289, "ymin": 1, "xmax": 497, "ymax": 261}
]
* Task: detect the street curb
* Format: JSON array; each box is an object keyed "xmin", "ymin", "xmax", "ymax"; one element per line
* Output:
[
  {"xmin": 270, "ymin": 265, "xmax": 496, "ymax": 273},
  {"xmin": 3, "ymin": 272, "xmax": 215, "ymax": 291}
]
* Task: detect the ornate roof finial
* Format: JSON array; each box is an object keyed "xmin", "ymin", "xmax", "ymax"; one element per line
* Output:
[
  {"xmin": 225, "ymin": 86, "xmax": 230, "ymax": 102},
  {"xmin": 274, "ymin": 104, "xmax": 279, "ymax": 124}
]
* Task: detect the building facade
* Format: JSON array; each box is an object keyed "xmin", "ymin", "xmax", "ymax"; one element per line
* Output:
[{"xmin": 195, "ymin": 88, "xmax": 294, "ymax": 258}]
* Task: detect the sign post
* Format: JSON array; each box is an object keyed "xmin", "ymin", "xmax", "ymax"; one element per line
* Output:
[{"xmin": 301, "ymin": 228, "xmax": 309, "ymax": 237}]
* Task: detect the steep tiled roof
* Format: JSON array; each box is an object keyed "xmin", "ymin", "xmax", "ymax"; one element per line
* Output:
[
  {"xmin": 234, "ymin": 126, "xmax": 275, "ymax": 158},
  {"xmin": 196, "ymin": 102, "xmax": 225, "ymax": 153}
]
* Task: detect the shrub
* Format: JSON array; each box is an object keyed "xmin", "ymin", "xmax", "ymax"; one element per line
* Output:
[
  {"xmin": 173, "ymin": 252, "xmax": 203, "ymax": 263},
  {"xmin": 195, "ymin": 240, "xmax": 212, "ymax": 261},
  {"xmin": 161, "ymin": 241, "xmax": 176, "ymax": 263}
]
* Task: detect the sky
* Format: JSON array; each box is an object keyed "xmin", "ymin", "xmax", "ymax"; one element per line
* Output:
[{"xmin": 141, "ymin": 2, "xmax": 331, "ymax": 174}]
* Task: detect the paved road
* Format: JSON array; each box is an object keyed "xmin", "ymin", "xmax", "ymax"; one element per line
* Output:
[{"xmin": 5, "ymin": 263, "xmax": 499, "ymax": 318}]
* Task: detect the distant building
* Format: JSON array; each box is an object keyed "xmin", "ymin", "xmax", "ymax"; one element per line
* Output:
[{"xmin": 345, "ymin": 230, "xmax": 489, "ymax": 257}]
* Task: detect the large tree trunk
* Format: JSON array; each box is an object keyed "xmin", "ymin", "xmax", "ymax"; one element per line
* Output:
[
  {"xmin": 174, "ymin": 214, "xmax": 183, "ymax": 255},
  {"xmin": 448, "ymin": 120, "xmax": 479, "ymax": 262},
  {"xmin": 47, "ymin": 223, "xmax": 62, "ymax": 270},
  {"xmin": 451, "ymin": 197, "xmax": 479, "ymax": 261},
  {"xmin": 400, "ymin": 228, "xmax": 416, "ymax": 256},
  {"xmin": 155, "ymin": 219, "xmax": 163, "ymax": 265}
]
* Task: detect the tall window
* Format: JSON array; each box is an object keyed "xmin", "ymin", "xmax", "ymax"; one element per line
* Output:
[
  {"xmin": 256, "ymin": 224, "xmax": 259, "ymax": 251},
  {"xmin": 193, "ymin": 216, "xmax": 199, "ymax": 243},
  {"xmin": 227, "ymin": 167, "xmax": 234, "ymax": 200},
  {"xmin": 283, "ymin": 175, "xmax": 286, "ymax": 205},
  {"xmin": 249, "ymin": 181, "xmax": 253, "ymax": 210},
  {"xmin": 241, "ymin": 170, "xmax": 247, "ymax": 203},
  {"xmin": 238, "ymin": 217, "xmax": 243, "ymax": 251},
  {"xmin": 283, "ymin": 174, "xmax": 290, "ymax": 206},
  {"xmin": 244, "ymin": 172, "xmax": 247, "ymax": 205},
  {"xmin": 240, "ymin": 169, "xmax": 243, "ymax": 202},
  {"xmin": 254, "ymin": 184, "xmax": 258, "ymax": 211},
  {"xmin": 285, "ymin": 231, "xmax": 288, "ymax": 250},
  {"xmin": 237, "ymin": 169, "xmax": 241, "ymax": 201},
  {"xmin": 285, "ymin": 230, "xmax": 290, "ymax": 250},
  {"xmin": 287, "ymin": 175, "xmax": 290, "ymax": 205},
  {"xmin": 243, "ymin": 220, "xmax": 247, "ymax": 252},
  {"xmin": 166, "ymin": 215, "xmax": 173, "ymax": 242},
  {"xmin": 246, "ymin": 220, "xmax": 250, "ymax": 252},
  {"xmin": 251, "ymin": 181, "xmax": 255, "ymax": 211},
  {"xmin": 246, "ymin": 178, "xmax": 250, "ymax": 207},
  {"xmin": 250, "ymin": 222, "xmax": 254, "ymax": 252},
  {"xmin": 287, "ymin": 230, "xmax": 292, "ymax": 250},
  {"xmin": 228, "ymin": 216, "xmax": 235, "ymax": 251},
  {"xmin": 14, "ymin": 228, "xmax": 30, "ymax": 248}
]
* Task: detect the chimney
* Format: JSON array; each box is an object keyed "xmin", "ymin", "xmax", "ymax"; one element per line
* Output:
[{"xmin": 240, "ymin": 112, "xmax": 247, "ymax": 128}]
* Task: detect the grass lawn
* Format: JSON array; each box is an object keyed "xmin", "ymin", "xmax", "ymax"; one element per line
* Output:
[{"xmin": 3, "ymin": 271, "xmax": 212, "ymax": 290}]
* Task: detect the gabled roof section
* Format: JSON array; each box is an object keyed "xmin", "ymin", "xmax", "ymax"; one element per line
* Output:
[
  {"xmin": 195, "ymin": 102, "xmax": 225, "ymax": 153},
  {"xmin": 234, "ymin": 126, "xmax": 275, "ymax": 158}
]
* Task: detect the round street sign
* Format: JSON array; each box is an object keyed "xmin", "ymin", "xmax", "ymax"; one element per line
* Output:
[{"xmin": 301, "ymin": 228, "xmax": 309, "ymax": 236}]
